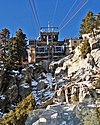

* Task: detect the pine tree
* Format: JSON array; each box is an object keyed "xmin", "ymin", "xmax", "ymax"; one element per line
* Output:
[
  {"xmin": 80, "ymin": 40, "xmax": 91, "ymax": 58},
  {"xmin": 0, "ymin": 28, "xmax": 27, "ymax": 68},
  {"xmin": 6, "ymin": 37, "xmax": 17, "ymax": 68},
  {"xmin": 15, "ymin": 29, "xmax": 27, "ymax": 65},
  {"xmin": 95, "ymin": 13, "xmax": 100, "ymax": 29},
  {"xmin": 83, "ymin": 108, "xmax": 100, "ymax": 125},
  {"xmin": 0, "ymin": 28, "xmax": 10, "ymax": 65},
  {"xmin": 80, "ymin": 10, "xmax": 95, "ymax": 34}
]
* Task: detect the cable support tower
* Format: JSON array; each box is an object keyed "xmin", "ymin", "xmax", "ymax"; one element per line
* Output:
[
  {"xmin": 29, "ymin": 0, "xmax": 40, "ymax": 31},
  {"xmin": 59, "ymin": 0, "xmax": 78, "ymax": 29},
  {"xmin": 59, "ymin": 0, "xmax": 88, "ymax": 31}
]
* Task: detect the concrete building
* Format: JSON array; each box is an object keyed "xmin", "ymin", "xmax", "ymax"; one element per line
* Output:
[
  {"xmin": 28, "ymin": 26, "xmax": 82, "ymax": 69},
  {"xmin": 68, "ymin": 38, "xmax": 82, "ymax": 52},
  {"xmin": 28, "ymin": 27, "xmax": 70, "ymax": 65}
]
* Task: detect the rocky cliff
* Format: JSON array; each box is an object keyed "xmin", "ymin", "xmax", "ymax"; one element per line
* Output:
[
  {"xmin": 25, "ymin": 35, "xmax": 100, "ymax": 125},
  {"xmin": 0, "ymin": 35, "xmax": 100, "ymax": 125}
]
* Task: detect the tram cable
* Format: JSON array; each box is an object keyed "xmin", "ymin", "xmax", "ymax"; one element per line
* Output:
[
  {"xmin": 59, "ymin": 0, "xmax": 88, "ymax": 31},
  {"xmin": 28, "ymin": 0, "xmax": 40, "ymax": 30},
  {"xmin": 59, "ymin": 0, "xmax": 78, "ymax": 29},
  {"xmin": 51, "ymin": 0, "xmax": 59, "ymax": 27}
]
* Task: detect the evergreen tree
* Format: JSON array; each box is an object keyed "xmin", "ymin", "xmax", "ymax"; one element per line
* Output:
[
  {"xmin": 0, "ymin": 28, "xmax": 27, "ymax": 68},
  {"xmin": 15, "ymin": 29, "xmax": 27, "ymax": 65},
  {"xmin": 94, "ymin": 13, "xmax": 100, "ymax": 29},
  {"xmin": 0, "ymin": 28, "xmax": 16, "ymax": 69},
  {"xmin": 80, "ymin": 40, "xmax": 91, "ymax": 58},
  {"xmin": 0, "ymin": 28, "xmax": 10, "ymax": 64},
  {"xmin": 6, "ymin": 37, "xmax": 17, "ymax": 68},
  {"xmin": 80, "ymin": 10, "xmax": 95, "ymax": 34},
  {"xmin": 83, "ymin": 108, "xmax": 100, "ymax": 125}
]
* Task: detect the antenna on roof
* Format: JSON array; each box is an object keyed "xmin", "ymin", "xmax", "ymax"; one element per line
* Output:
[{"xmin": 48, "ymin": 21, "xmax": 50, "ymax": 32}]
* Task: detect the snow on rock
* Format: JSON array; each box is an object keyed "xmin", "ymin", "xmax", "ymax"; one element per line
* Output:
[
  {"xmin": 21, "ymin": 83, "xmax": 30, "ymax": 88},
  {"xmin": 8, "ymin": 85, "xmax": 16, "ymax": 90},
  {"xmin": 25, "ymin": 104, "xmax": 80, "ymax": 125},
  {"xmin": 25, "ymin": 35, "xmax": 100, "ymax": 125},
  {"xmin": 51, "ymin": 113, "xmax": 58, "ymax": 119},
  {"xmin": 0, "ymin": 111, "xmax": 3, "ymax": 118},
  {"xmin": 82, "ymin": 33, "xmax": 91, "ymax": 40},
  {"xmin": 12, "ymin": 70, "xmax": 19, "ymax": 75},
  {"xmin": 32, "ymin": 79, "xmax": 38, "ymax": 86},
  {"xmin": 0, "ymin": 95, "xmax": 5, "ymax": 100},
  {"xmin": 61, "ymin": 121, "xmax": 67, "ymax": 125},
  {"xmin": 46, "ymin": 73, "xmax": 52, "ymax": 84},
  {"xmin": 32, "ymin": 73, "xmax": 54, "ymax": 106},
  {"xmin": 50, "ymin": 54, "xmax": 73, "ymax": 67},
  {"xmin": 91, "ymin": 49, "xmax": 100, "ymax": 67},
  {"xmin": 39, "ymin": 117, "xmax": 47, "ymax": 123}
]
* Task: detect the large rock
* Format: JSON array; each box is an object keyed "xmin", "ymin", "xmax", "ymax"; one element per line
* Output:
[
  {"xmin": 4, "ymin": 84, "xmax": 18, "ymax": 104},
  {"xmin": 91, "ymin": 49, "xmax": 100, "ymax": 68},
  {"xmin": 33, "ymin": 64, "xmax": 46, "ymax": 81},
  {"xmin": 0, "ymin": 95, "xmax": 8, "ymax": 113},
  {"xmin": 86, "ymin": 53, "xmax": 95, "ymax": 69},
  {"xmin": 37, "ymin": 80, "xmax": 48, "ymax": 91},
  {"xmin": 19, "ymin": 83, "xmax": 31, "ymax": 99},
  {"xmin": 0, "ymin": 84, "xmax": 18, "ymax": 113},
  {"xmin": 25, "ymin": 104, "xmax": 80, "ymax": 125}
]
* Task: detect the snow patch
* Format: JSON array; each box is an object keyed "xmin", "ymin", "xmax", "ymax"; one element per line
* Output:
[
  {"xmin": 39, "ymin": 117, "xmax": 47, "ymax": 123},
  {"xmin": 21, "ymin": 83, "xmax": 30, "ymax": 88},
  {"xmin": 9, "ymin": 85, "xmax": 15, "ymax": 90},
  {"xmin": 51, "ymin": 113, "xmax": 58, "ymax": 119},
  {"xmin": 32, "ymin": 79, "xmax": 38, "ymax": 86},
  {"xmin": 0, "ymin": 95, "xmax": 5, "ymax": 100},
  {"xmin": 12, "ymin": 70, "xmax": 19, "ymax": 74},
  {"xmin": 64, "ymin": 112, "xmax": 68, "ymax": 115},
  {"xmin": 39, "ymin": 79, "xmax": 49, "ymax": 84},
  {"xmin": 61, "ymin": 121, "xmax": 67, "ymax": 125}
]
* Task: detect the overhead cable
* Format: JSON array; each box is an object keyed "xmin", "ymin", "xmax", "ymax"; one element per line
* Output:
[
  {"xmin": 32, "ymin": 0, "xmax": 40, "ymax": 28},
  {"xmin": 29, "ymin": 0, "xmax": 40, "ymax": 30},
  {"xmin": 51, "ymin": 0, "xmax": 59, "ymax": 26},
  {"xmin": 59, "ymin": 0, "xmax": 88, "ymax": 31},
  {"xmin": 59, "ymin": 0, "xmax": 87, "ymax": 30},
  {"xmin": 59, "ymin": 0, "xmax": 78, "ymax": 29}
]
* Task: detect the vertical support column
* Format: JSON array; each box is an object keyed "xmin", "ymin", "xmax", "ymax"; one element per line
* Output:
[
  {"xmin": 51, "ymin": 33, "xmax": 54, "ymax": 62},
  {"xmin": 47, "ymin": 35, "xmax": 50, "ymax": 72}
]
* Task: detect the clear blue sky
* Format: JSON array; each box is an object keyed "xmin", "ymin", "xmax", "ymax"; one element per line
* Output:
[{"xmin": 0, "ymin": 0, "xmax": 100, "ymax": 40}]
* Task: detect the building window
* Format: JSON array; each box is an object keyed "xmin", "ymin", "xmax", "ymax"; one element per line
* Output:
[
  {"xmin": 36, "ymin": 47, "xmax": 45, "ymax": 52},
  {"xmin": 43, "ymin": 36, "xmax": 46, "ymax": 39},
  {"xmin": 72, "ymin": 46, "xmax": 75, "ymax": 50},
  {"xmin": 39, "ymin": 47, "xmax": 45, "ymax": 52},
  {"xmin": 74, "ymin": 41, "xmax": 77, "ymax": 43},
  {"xmin": 55, "ymin": 46, "xmax": 63, "ymax": 52}
]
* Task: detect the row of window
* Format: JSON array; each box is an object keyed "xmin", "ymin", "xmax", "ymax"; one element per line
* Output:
[
  {"xmin": 41, "ymin": 35, "xmax": 58, "ymax": 41},
  {"xmin": 36, "ymin": 46, "xmax": 64, "ymax": 53}
]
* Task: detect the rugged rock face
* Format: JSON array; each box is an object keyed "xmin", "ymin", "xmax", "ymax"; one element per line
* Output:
[
  {"xmin": 25, "ymin": 104, "xmax": 81, "ymax": 125},
  {"xmin": 1, "ymin": 35, "xmax": 100, "ymax": 124},
  {"xmin": 25, "ymin": 37, "xmax": 100, "ymax": 124},
  {"xmin": 25, "ymin": 103, "xmax": 100, "ymax": 125},
  {"xmin": 52, "ymin": 64, "xmax": 100, "ymax": 106},
  {"xmin": 0, "ymin": 93, "xmax": 36, "ymax": 125},
  {"xmin": 0, "ymin": 64, "xmax": 49, "ymax": 116},
  {"xmin": 48, "ymin": 37, "xmax": 100, "ymax": 113}
]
